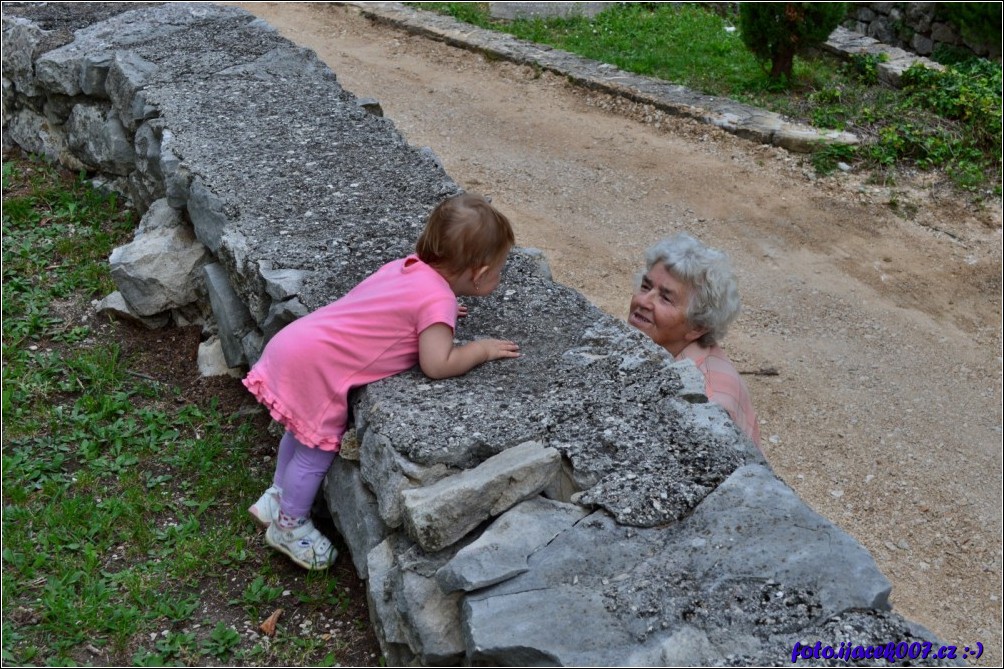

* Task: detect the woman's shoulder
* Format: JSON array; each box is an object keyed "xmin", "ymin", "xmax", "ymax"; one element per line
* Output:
[
  {"xmin": 703, "ymin": 344, "xmax": 739, "ymax": 369},
  {"xmin": 679, "ymin": 342, "xmax": 741, "ymax": 380}
]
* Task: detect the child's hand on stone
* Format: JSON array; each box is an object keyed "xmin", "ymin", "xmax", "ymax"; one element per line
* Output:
[
  {"xmin": 419, "ymin": 325, "xmax": 518, "ymax": 379},
  {"xmin": 458, "ymin": 304, "xmax": 469, "ymax": 318},
  {"xmin": 477, "ymin": 338, "xmax": 520, "ymax": 362}
]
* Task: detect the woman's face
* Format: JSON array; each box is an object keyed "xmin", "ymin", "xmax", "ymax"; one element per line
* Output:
[{"xmin": 628, "ymin": 263, "xmax": 706, "ymax": 356}]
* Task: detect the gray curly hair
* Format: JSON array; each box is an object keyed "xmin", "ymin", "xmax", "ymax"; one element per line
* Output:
[{"xmin": 642, "ymin": 233, "xmax": 741, "ymax": 347}]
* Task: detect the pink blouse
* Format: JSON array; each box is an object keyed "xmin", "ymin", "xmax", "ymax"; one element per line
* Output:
[{"xmin": 677, "ymin": 341, "xmax": 761, "ymax": 448}]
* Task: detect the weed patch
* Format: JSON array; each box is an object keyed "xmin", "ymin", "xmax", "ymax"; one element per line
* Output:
[{"xmin": 2, "ymin": 152, "xmax": 381, "ymax": 666}]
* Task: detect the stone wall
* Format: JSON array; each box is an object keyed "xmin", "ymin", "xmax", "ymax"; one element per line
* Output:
[
  {"xmin": 696, "ymin": 2, "xmax": 998, "ymax": 61},
  {"xmin": 844, "ymin": 2, "xmax": 1001, "ymax": 59},
  {"xmin": 3, "ymin": 3, "xmax": 948, "ymax": 665}
]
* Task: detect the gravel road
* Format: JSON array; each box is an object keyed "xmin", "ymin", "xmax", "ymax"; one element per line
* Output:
[{"xmin": 231, "ymin": 3, "xmax": 1003, "ymax": 662}]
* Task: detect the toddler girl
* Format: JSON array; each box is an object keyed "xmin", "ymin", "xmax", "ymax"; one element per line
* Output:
[{"xmin": 243, "ymin": 193, "xmax": 520, "ymax": 570}]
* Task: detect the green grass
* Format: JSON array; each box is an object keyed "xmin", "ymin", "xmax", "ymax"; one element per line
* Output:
[
  {"xmin": 2, "ymin": 154, "xmax": 377, "ymax": 666},
  {"xmin": 412, "ymin": 2, "xmax": 1001, "ymax": 196}
]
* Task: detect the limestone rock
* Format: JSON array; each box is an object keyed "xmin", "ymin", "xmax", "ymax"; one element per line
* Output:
[
  {"xmin": 188, "ymin": 179, "xmax": 230, "ymax": 254},
  {"xmin": 2, "ymin": 17, "xmax": 48, "ymax": 98},
  {"xmin": 196, "ymin": 336, "xmax": 243, "ymax": 378},
  {"xmin": 261, "ymin": 297, "xmax": 309, "ymax": 344},
  {"xmin": 359, "ymin": 428, "xmax": 454, "ymax": 529},
  {"xmin": 463, "ymin": 465, "xmax": 891, "ymax": 665},
  {"xmin": 436, "ymin": 496, "xmax": 590, "ymax": 593},
  {"xmin": 401, "ymin": 442, "xmax": 561, "ymax": 552},
  {"xmin": 324, "ymin": 457, "xmax": 390, "ymax": 579},
  {"xmin": 203, "ymin": 262, "xmax": 255, "ymax": 368},
  {"xmin": 93, "ymin": 290, "xmax": 170, "ymax": 329},
  {"xmin": 5, "ymin": 108, "xmax": 69, "ymax": 162},
  {"xmin": 366, "ymin": 535, "xmax": 466, "ymax": 666},
  {"xmin": 66, "ymin": 103, "xmax": 134, "ymax": 174},
  {"xmin": 109, "ymin": 199, "xmax": 211, "ymax": 317},
  {"xmin": 259, "ymin": 264, "xmax": 311, "ymax": 301}
]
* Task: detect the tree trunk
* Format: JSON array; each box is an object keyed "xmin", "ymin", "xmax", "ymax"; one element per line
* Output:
[{"xmin": 769, "ymin": 45, "xmax": 796, "ymax": 80}]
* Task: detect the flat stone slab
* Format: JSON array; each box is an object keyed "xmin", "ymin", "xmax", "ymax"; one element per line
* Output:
[
  {"xmin": 325, "ymin": 457, "xmax": 389, "ymax": 579},
  {"xmin": 436, "ymin": 496, "xmax": 590, "ymax": 592},
  {"xmin": 824, "ymin": 26, "xmax": 945, "ymax": 87},
  {"xmin": 401, "ymin": 441, "xmax": 561, "ymax": 552},
  {"xmin": 463, "ymin": 465, "xmax": 892, "ymax": 666}
]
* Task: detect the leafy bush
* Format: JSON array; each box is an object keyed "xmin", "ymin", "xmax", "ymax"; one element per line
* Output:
[
  {"xmin": 812, "ymin": 142, "xmax": 857, "ymax": 175},
  {"xmin": 884, "ymin": 58, "xmax": 1003, "ymax": 191},
  {"xmin": 931, "ymin": 43, "xmax": 979, "ymax": 66},
  {"xmin": 936, "ymin": 2, "xmax": 1003, "ymax": 47},
  {"xmin": 900, "ymin": 59, "xmax": 1002, "ymax": 152},
  {"xmin": 842, "ymin": 52, "xmax": 887, "ymax": 85},
  {"xmin": 739, "ymin": 3, "xmax": 847, "ymax": 82}
]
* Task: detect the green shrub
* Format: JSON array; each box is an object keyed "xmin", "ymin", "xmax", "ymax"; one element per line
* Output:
[
  {"xmin": 930, "ymin": 43, "xmax": 976, "ymax": 66},
  {"xmin": 900, "ymin": 59, "xmax": 1002, "ymax": 152},
  {"xmin": 812, "ymin": 142, "xmax": 857, "ymax": 174},
  {"xmin": 842, "ymin": 52, "xmax": 887, "ymax": 85},
  {"xmin": 936, "ymin": 2, "xmax": 1002, "ymax": 47},
  {"xmin": 738, "ymin": 3, "xmax": 847, "ymax": 82}
]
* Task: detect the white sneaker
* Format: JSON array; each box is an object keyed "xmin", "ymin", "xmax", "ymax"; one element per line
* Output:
[
  {"xmin": 248, "ymin": 485, "xmax": 281, "ymax": 528},
  {"xmin": 265, "ymin": 519, "xmax": 337, "ymax": 571}
]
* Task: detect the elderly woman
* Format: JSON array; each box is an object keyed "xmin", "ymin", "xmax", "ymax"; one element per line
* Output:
[{"xmin": 628, "ymin": 233, "xmax": 761, "ymax": 447}]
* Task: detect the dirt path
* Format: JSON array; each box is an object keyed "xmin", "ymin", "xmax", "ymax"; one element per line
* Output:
[{"xmin": 231, "ymin": 3, "xmax": 1002, "ymax": 661}]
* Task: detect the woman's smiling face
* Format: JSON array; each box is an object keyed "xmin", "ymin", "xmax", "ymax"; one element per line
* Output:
[{"xmin": 628, "ymin": 263, "xmax": 706, "ymax": 356}]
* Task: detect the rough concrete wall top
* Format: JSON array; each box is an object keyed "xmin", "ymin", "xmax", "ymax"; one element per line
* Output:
[
  {"xmin": 15, "ymin": 2, "xmax": 456, "ymax": 307},
  {"xmin": 1, "ymin": 2, "xmax": 156, "ymax": 52},
  {"xmin": 358, "ymin": 252, "xmax": 760, "ymax": 525}
]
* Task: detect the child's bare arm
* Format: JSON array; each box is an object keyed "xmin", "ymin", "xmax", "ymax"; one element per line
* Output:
[{"xmin": 418, "ymin": 323, "xmax": 520, "ymax": 380}]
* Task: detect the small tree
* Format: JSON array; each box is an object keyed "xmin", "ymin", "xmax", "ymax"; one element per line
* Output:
[{"xmin": 740, "ymin": 3, "xmax": 847, "ymax": 82}]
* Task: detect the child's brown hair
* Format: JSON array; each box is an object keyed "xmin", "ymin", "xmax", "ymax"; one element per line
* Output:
[{"xmin": 416, "ymin": 193, "xmax": 515, "ymax": 275}]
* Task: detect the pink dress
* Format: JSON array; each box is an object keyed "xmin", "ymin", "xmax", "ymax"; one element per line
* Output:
[
  {"xmin": 243, "ymin": 255, "xmax": 458, "ymax": 451},
  {"xmin": 677, "ymin": 341, "xmax": 761, "ymax": 448}
]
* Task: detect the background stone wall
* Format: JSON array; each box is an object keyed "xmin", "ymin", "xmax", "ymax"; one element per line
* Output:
[
  {"xmin": 844, "ymin": 2, "xmax": 1000, "ymax": 59},
  {"xmin": 699, "ymin": 2, "xmax": 999, "ymax": 60},
  {"xmin": 2, "ymin": 3, "xmax": 949, "ymax": 665}
]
